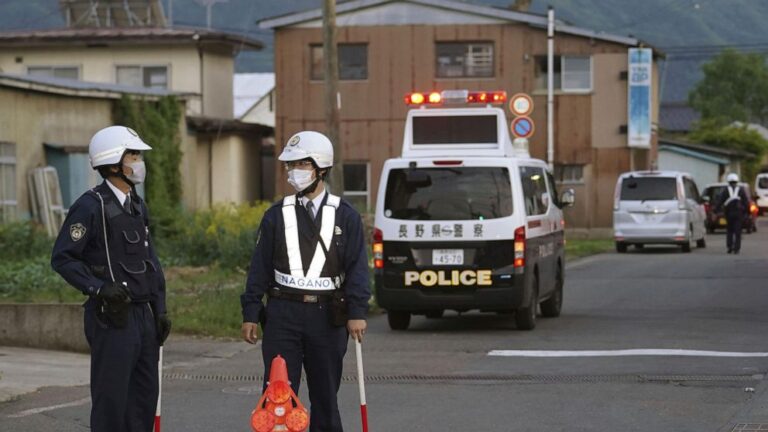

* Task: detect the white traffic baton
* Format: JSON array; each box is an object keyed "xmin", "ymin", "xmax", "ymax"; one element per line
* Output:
[
  {"xmin": 154, "ymin": 346, "xmax": 163, "ymax": 432},
  {"xmin": 355, "ymin": 339, "xmax": 369, "ymax": 432}
]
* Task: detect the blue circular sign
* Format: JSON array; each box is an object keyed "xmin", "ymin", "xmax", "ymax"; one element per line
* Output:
[{"xmin": 511, "ymin": 116, "xmax": 535, "ymax": 138}]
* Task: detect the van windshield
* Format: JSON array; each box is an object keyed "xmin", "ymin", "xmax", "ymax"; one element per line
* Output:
[
  {"xmin": 759, "ymin": 177, "xmax": 768, "ymax": 189},
  {"xmin": 384, "ymin": 167, "xmax": 513, "ymax": 220},
  {"xmin": 621, "ymin": 177, "xmax": 677, "ymax": 201}
]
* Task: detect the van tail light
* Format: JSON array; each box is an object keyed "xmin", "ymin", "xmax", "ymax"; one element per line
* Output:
[
  {"xmin": 704, "ymin": 203, "xmax": 710, "ymax": 214},
  {"xmin": 750, "ymin": 202, "xmax": 758, "ymax": 215},
  {"xmin": 373, "ymin": 228, "xmax": 384, "ymax": 269},
  {"xmin": 513, "ymin": 226, "xmax": 526, "ymax": 268}
]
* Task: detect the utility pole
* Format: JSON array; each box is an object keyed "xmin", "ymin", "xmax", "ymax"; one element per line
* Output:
[
  {"xmin": 194, "ymin": 0, "xmax": 228, "ymax": 29},
  {"xmin": 323, "ymin": 0, "xmax": 344, "ymax": 194},
  {"xmin": 547, "ymin": 6, "xmax": 555, "ymax": 171}
]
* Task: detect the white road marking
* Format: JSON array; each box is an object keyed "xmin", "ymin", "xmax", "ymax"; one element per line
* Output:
[
  {"xmin": 488, "ymin": 349, "xmax": 768, "ymax": 358},
  {"xmin": 7, "ymin": 397, "xmax": 91, "ymax": 418}
]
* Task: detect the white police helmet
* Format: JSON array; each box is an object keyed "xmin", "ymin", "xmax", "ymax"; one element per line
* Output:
[
  {"xmin": 278, "ymin": 131, "xmax": 334, "ymax": 168},
  {"xmin": 89, "ymin": 126, "xmax": 152, "ymax": 168},
  {"xmin": 726, "ymin": 173, "xmax": 739, "ymax": 183}
]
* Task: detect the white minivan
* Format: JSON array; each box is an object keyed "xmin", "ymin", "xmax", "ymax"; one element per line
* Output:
[
  {"xmin": 613, "ymin": 171, "xmax": 707, "ymax": 253},
  {"xmin": 373, "ymin": 89, "xmax": 574, "ymax": 331},
  {"xmin": 756, "ymin": 173, "xmax": 768, "ymax": 215}
]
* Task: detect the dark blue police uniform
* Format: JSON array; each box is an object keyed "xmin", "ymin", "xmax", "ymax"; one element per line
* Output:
[
  {"xmin": 718, "ymin": 185, "xmax": 749, "ymax": 253},
  {"xmin": 241, "ymin": 192, "xmax": 370, "ymax": 432},
  {"xmin": 51, "ymin": 181, "xmax": 166, "ymax": 432}
]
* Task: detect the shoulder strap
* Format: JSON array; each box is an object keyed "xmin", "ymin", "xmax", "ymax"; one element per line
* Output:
[{"xmin": 281, "ymin": 195, "xmax": 304, "ymax": 277}]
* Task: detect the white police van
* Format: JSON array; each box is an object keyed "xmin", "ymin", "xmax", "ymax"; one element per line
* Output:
[{"xmin": 372, "ymin": 90, "xmax": 574, "ymax": 331}]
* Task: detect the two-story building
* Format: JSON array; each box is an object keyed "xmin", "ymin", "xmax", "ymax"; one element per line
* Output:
[
  {"xmin": 261, "ymin": 0, "xmax": 660, "ymax": 232},
  {"xmin": 0, "ymin": 26, "xmax": 272, "ymax": 214}
]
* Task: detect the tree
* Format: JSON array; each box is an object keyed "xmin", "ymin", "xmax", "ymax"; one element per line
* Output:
[
  {"xmin": 690, "ymin": 119, "xmax": 768, "ymax": 181},
  {"xmin": 688, "ymin": 49, "xmax": 768, "ymax": 127}
]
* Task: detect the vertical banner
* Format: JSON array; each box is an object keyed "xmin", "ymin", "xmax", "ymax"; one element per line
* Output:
[{"xmin": 628, "ymin": 48, "xmax": 652, "ymax": 148}]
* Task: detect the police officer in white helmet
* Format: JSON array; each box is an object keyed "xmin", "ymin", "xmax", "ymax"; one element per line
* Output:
[
  {"xmin": 51, "ymin": 126, "xmax": 171, "ymax": 431},
  {"xmin": 717, "ymin": 173, "xmax": 750, "ymax": 254},
  {"xmin": 241, "ymin": 131, "xmax": 370, "ymax": 431}
]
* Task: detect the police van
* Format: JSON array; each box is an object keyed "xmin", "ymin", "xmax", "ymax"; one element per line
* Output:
[{"xmin": 373, "ymin": 90, "xmax": 575, "ymax": 331}]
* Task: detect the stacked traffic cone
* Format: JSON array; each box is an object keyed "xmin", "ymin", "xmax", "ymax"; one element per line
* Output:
[{"xmin": 251, "ymin": 355, "xmax": 309, "ymax": 432}]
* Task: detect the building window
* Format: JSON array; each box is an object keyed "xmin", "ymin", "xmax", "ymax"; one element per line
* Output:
[
  {"xmin": 554, "ymin": 164, "xmax": 584, "ymax": 184},
  {"xmin": 0, "ymin": 142, "xmax": 17, "ymax": 222},
  {"xmin": 343, "ymin": 163, "xmax": 369, "ymax": 212},
  {"xmin": 535, "ymin": 55, "xmax": 592, "ymax": 92},
  {"xmin": 27, "ymin": 66, "xmax": 79, "ymax": 80},
  {"xmin": 310, "ymin": 44, "xmax": 368, "ymax": 81},
  {"xmin": 436, "ymin": 42, "xmax": 494, "ymax": 78},
  {"xmin": 116, "ymin": 65, "xmax": 169, "ymax": 89}
]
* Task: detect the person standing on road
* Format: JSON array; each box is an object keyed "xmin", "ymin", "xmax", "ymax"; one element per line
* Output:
[
  {"xmin": 241, "ymin": 131, "xmax": 371, "ymax": 432},
  {"xmin": 717, "ymin": 173, "xmax": 750, "ymax": 254},
  {"xmin": 51, "ymin": 126, "xmax": 171, "ymax": 432}
]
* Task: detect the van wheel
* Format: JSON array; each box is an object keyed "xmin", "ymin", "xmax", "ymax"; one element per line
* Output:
[
  {"xmin": 387, "ymin": 311, "xmax": 411, "ymax": 330},
  {"xmin": 515, "ymin": 274, "xmax": 538, "ymax": 330},
  {"xmin": 541, "ymin": 264, "xmax": 563, "ymax": 318},
  {"xmin": 616, "ymin": 242, "xmax": 628, "ymax": 253},
  {"xmin": 425, "ymin": 310, "xmax": 444, "ymax": 319},
  {"xmin": 696, "ymin": 237, "xmax": 706, "ymax": 248},
  {"xmin": 681, "ymin": 228, "xmax": 693, "ymax": 253}
]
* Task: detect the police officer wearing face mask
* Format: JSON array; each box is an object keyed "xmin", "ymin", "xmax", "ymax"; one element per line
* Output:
[
  {"xmin": 241, "ymin": 131, "xmax": 370, "ymax": 432},
  {"xmin": 717, "ymin": 173, "xmax": 750, "ymax": 254},
  {"xmin": 51, "ymin": 126, "xmax": 171, "ymax": 432}
]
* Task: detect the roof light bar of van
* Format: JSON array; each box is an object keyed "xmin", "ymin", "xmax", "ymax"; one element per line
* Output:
[{"xmin": 404, "ymin": 90, "xmax": 507, "ymax": 106}]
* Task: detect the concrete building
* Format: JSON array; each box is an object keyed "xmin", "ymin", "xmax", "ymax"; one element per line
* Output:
[
  {"xmin": 234, "ymin": 73, "xmax": 276, "ymax": 127},
  {"xmin": 260, "ymin": 0, "xmax": 660, "ymax": 230},
  {"xmin": 658, "ymin": 138, "xmax": 752, "ymax": 189}
]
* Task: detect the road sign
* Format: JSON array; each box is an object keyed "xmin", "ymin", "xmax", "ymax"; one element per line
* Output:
[
  {"xmin": 510, "ymin": 116, "xmax": 535, "ymax": 139},
  {"xmin": 509, "ymin": 93, "xmax": 534, "ymax": 117}
]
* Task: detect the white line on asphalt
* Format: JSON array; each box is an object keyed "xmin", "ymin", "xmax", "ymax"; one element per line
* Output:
[
  {"xmin": 488, "ymin": 349, "xmax": 768, "ymax": 358},
  {"xmin": 7, "ymin": 397, "xmax": 91, "ymax": 418}
]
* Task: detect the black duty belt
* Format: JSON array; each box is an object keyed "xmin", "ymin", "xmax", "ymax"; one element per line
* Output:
[{"xmin": 268, "ymin": 287, "xmax": 333, "ymax": 304}]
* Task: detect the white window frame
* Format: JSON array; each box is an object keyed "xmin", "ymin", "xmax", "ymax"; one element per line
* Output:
[
  {"xmin": 114, "ymin": 64, "xmax": 171, "ymax": 89},
  {"xmin": 26, "ymin": 65, "xmax": 81, "ymax": 80},
  {"xmin": 555, "ymin": 164, "xmax": 585, "ymax": 184},
  {"xmin": 342, "ymin": 162, "xmax": 370, "ymax": 210},
  {"xmin": 0, "ymin": 142, "xmax": 18, "ymax": 222},
  {"xmin": 435, "ymin": 42, "xmax": 494, "ymax": 79},
  {"xmin": 561, "ymin": 55, "xmax": 593, "ymax": 93}
]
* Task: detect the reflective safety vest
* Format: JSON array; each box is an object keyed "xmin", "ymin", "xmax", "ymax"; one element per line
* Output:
[
  {"xmin": 274, "ymin": 193, "xmax": 342, "ymax": 292},
  {"xmin": 724, "ymin": 185, "xmax": 741, "ymax": 207}
]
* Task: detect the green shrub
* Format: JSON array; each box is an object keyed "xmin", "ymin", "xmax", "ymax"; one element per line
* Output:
[
  {"xmin": 0, "ymin": 221, "xmax": 52, "ymax": 262},
  {"xmin": 0, "ymin": 255, "xmax": 76, "ymax": 301},
  {"xmin": 160, "ymin": 201, "xmax": 271, "ymax": 270}
]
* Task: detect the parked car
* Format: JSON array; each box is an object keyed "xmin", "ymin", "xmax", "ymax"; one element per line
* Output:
[
  {"xmin": 613, "ymin": 171, "xmax": 707, "ymax": 253},
  {"xmin": 702, "ymin": 182, "xmax": 758, "ymax": 233},
  {"xmin": 755, "ymin": 173, "xmax": 768, "ymax": 216}
]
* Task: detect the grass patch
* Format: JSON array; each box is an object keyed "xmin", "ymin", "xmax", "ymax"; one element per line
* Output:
[{"xmin": 565, "ymin": 238, "xmax": 614, "ymax": 260}]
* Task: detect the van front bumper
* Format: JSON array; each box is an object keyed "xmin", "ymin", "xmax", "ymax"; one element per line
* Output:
[{"xmin": 375, "ymin": 273, "xmax": 525, "ymax": 313}]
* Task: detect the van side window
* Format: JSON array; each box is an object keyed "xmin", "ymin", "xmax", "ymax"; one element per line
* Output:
[
  {"xmin": 546, "ymin": 171, "xmax": 561, "ymax": 208},
  {"xmin": 684, "ymin": 178, "xmax": 700, "ymax": 201},
  {"xmin": 520, "ymin": 166, "xmax": 548, "ymax": 216}
]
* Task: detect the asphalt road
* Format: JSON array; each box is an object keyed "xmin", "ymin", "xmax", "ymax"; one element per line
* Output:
[{"xmin": 2, "ymin": 218, "xmax": 768, "ymax": 431}]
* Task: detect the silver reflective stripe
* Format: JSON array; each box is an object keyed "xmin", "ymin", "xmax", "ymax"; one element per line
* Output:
[
  {"xmin": 274, "ymin": 269, "xmax": 335, "ymax": 291},
  {"xmin": 306, "ymin": 194, "xmax": 340, "ymax": 278},
  {"xmin": 282, "ymin": 195, "xmax": 304, "ymax": 277}
]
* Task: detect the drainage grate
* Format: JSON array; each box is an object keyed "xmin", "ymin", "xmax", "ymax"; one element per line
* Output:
[
  {"xmin": 732, "ymin": 424, "xmax": 768, "ymax": 431},
  {"xmin": 164, "ymin": 372, "xmax": 759, "ymax": 385}
]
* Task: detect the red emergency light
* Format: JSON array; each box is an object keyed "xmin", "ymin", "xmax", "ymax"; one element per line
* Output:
[{"xmin": 405, "ymin": 90, "xmax": 507, "ymax": 106}]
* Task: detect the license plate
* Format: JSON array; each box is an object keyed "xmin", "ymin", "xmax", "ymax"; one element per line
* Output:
[
  {"xmin": 719, "ymin": 218, "xmax": 727, "ymax": 226},
  {"xmin": 432, "ymin": 249, "xmax": 464, "ymax": 265}
]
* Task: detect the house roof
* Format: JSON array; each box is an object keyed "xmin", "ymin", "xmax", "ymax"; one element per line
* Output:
[
  {"xmin": 259, "ymin": 0, "xmax": 641, "ymax": 47},
  {"xmin": 0, "ymin": 72, "xmax": 192, "ymax": 100},
  {"xmin": 658, "ymin": 144, "xmax": 729, "ymax": 165},
  {"xmin": 233, "ymin": 73, "xmax": 275, "ymax": 119},
  {"xmin": 0, "ymin": 27, "xmax": 263, "ymax": 50},
  {"xmin": 187, "ymin": 116, "xmax": 273, "ymax": 135},
  {"xmin": 658, "ymin": 138, "xmax": 753, "ymax": 160},
  {"xmin": 659, "ymin": 102, "xmax": 700, "ymax": 133}
]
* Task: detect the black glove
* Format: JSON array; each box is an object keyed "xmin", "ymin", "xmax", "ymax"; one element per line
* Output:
[
  {"xmin": 156, "ymin": 314, "xmax": 172, "ymax": 346},
  {"xmin": 96, "ymin": 281, "xmax": 131, "ymax": 304}
]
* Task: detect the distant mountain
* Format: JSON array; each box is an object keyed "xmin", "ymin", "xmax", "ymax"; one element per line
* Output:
[{"xmin": 2, "ymin": 0, "xmax": 767, "ymax": 102}]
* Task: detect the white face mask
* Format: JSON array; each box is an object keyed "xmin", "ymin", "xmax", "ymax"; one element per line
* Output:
[
  {"xmin": 287, "ymin": 169, "xmax": 315, "ymax": 192},
  {"xmin": 125, "ymin": 161, "xmax": 146, "ymax": 185}
]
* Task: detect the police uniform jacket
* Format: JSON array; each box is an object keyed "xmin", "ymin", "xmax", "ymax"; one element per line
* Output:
[
  {"xmin": 51, "ymin": 181, "xmax": 167, "ymax": 313},
  {"xmin": 241, "ymin": 193, "xmax": 370, "ymax": 324},
  {"xmin": 717, "ymin": 185, "xmax": 749, "ymax": 218}
]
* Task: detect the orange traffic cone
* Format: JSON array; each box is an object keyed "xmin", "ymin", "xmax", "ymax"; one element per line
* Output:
[{"xmin": 251, "ymin": 355, "xmax": 309, "ymax": 432}]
